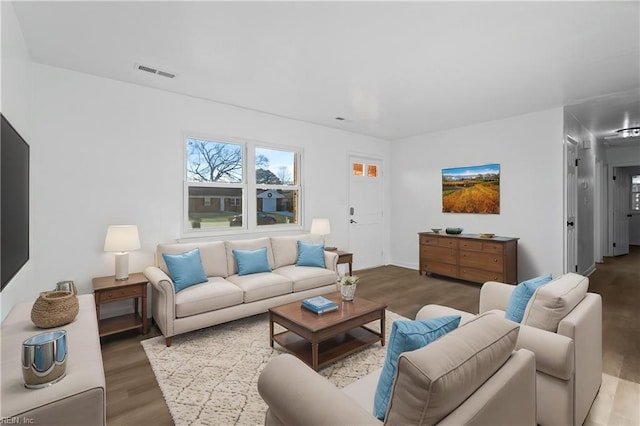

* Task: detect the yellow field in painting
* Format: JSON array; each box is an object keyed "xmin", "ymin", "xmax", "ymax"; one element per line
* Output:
[{"xmin": 443, "ymin": 183, "xmax": 500, "ymax": 214}]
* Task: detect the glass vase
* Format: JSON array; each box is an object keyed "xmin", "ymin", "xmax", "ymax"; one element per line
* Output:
[{"xmin": 340, "ymin": 283, "xmax": 357, "ymax": 301}]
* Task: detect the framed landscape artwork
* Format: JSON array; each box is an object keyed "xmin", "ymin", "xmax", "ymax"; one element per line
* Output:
[{"xmin": 442, "ymin": 163, "xmax": 500, "ymax": 214}]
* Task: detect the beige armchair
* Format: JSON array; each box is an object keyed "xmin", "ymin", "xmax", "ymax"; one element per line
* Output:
[
  {"xmin": 417, "ymin": 273, "xmax": 602, "ymax": 426},
  {"xmin": 258, "ymin": 314, "xmax": 536, "ymax": 426}
]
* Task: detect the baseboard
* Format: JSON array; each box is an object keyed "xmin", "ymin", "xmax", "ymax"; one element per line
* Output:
[
  {"xmin": 389, "ymin": 261, "xmax": 418, "ymax": 270},
  {"xmin": 583, "ymin": 264, "xmax": 596, "ymax": 276}
]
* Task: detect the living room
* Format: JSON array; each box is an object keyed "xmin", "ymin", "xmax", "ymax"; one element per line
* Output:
[{"xmin": 1, "ymin": 1, "xmax": 639, "ymax": 425}]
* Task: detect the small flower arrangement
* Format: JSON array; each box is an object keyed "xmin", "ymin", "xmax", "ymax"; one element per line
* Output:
[{"xmin": 337, "ymin": 275, "xmax": 359, "ymax": 286}]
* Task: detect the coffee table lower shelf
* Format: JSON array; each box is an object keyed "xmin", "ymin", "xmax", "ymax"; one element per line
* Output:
[{"xmin": 272, "ymin": 326, "xmax": 381, "ymax": 371}]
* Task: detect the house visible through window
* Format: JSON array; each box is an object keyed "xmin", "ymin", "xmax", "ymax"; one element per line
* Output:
[
  {"xmin": 632, "ymin": 175, "xmax": 640, "ymax": 211},
  {"xmin": 185, "ymin": 137, "xmax": 300, "ymax": 232}
]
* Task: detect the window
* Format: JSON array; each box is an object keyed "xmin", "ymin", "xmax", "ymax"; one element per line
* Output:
[
  {"xmin": 632, "ymin": 175, "xmax": 640, "ymax": 211},
  {"xmin": 185, "ymin": 136, "xmax": 300, "ymax": 233}
]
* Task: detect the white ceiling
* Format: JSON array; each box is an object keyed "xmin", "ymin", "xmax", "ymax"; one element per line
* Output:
[{"xmin": 11, "ymin": 1, "xmax": 640, "ymax": 141}]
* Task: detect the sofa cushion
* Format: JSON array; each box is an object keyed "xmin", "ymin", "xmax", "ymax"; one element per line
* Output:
[
  {"xmin": 296, "ymin": 241, "xmax": 326, "ymax": 268},
  {"xmin": 504, "ymin": 274, "xmax": 553, "ymax": 323},
  {"xmin": 522, "ymin": 272, "xmax": 589, "ymax": 332},
  {"xmin": 225, "ymin": 238, "xmax": 275, "ymax": 275},
  {"xmin": 162, "ymin": 248, "xmax": 208, "ymax": 292},
  {"xmin": 385, "ymin": 313, "xmax": 520, "ymax": 425},
  {"xmin": 273, "ymin": 266, "xmax": 337, "ymax": 292},
  {"xmin": 373, "ymin": 315, "xmax": 461, "ymax": 420},
  {"xmin": 226, "ymin": 273, "xmax": 292, "ymax": 303},
  {"xmin": 157, "ymin": 241, "xmax": 228, "ymax": 278},
  {"xmin": 270, "ymin": 234, "xmax": 315, "ymax": 269},
  {"xmin": 174, "ymin": 277, "xmax": 243, "ymax": 318},
  {"xmin": 233, "ymin": 247, "xmax": 272, "ymax": 276}
]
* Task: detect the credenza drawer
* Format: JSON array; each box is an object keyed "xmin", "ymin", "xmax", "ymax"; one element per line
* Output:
[
  {"xmin": 459, "ymin": 267, "xmax": 504, "ymax": 283},
  {"xmin": 420, "ymin": 235, "xmax": 439, "ymax": 246},
  {"xmin": 424, "ymin": 261, "xmax": 458, "ymax": 277},
  {"xmin": 482, "ymin": 242, "xmax": 504, "ymax": 254},
  {"xmin": 438, "ymin": 238, "xmax": 458, "ymax": 249},
  {"xmin": 459, "ymin": 251, "xmax": 504, "ymax": 273},
  {"xmin": 421, "ymin": 246, "xmax": 457, "ymax": 264},
  {"xmin": 459, "ymin": 240, "xmax": 483, "ymax": 251}
]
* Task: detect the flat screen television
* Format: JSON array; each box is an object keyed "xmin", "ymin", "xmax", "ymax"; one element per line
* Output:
[{"xmin": 1, "ymin": 113, "xmax": 30, "ymax": 291}]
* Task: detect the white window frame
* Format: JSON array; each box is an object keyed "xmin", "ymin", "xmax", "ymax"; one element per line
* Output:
[
  {"xmin": 632, "ymin": 174, "xmax": 640, "ymax": 211},
  {"xmin": 182, "ymin": 133, "xmax": 303, "ymax": 237}
]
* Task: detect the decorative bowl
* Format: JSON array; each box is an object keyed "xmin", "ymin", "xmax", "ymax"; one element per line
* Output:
[
  {"xmin": 431, "ymin": 228, "xmax": 442, "ymax": 233},
  {"xmin": 445, "ymin": 227, "xmax": 463, "ymax": 235},
  {"xmin": 479, "ymin": 233, "xmax": 495, "ymax": 238}
]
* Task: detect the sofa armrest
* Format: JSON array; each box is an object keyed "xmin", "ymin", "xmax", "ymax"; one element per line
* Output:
[
  {"xmin": 258, "ymin": 354, "xmax": 380, "ymax": 426},
  {"xmin": 515, "ymin": 324, "xmax": 574, "ymax": 380},
  {"xmin": 324, "ymin": 250, "xmax": 338, "ymax": 272},
  {"xmin": 144, "ymin": 266, "xmax": 176, "ymax": 339},
  {"xmin": 479, "ymin": 281, "xmax": 515, "ymax": 313}
]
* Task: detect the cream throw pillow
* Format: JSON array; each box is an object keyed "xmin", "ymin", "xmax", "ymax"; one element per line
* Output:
[{"xmin": 521, "ymin": 273, "xmax": 588, "ymax": 332}]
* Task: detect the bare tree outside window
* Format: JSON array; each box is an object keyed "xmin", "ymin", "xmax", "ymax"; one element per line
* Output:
[{"xmin": 187, "ymin": 139, "xmax": 242, "ymax": 183}]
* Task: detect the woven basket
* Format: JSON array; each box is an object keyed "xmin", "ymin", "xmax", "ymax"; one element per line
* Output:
[{"xmin": 31, "ymin": 291, "xmax": 79, "ymax": 328}]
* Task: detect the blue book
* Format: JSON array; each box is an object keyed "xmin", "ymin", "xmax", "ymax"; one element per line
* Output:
[{"xmin": 302, "ymin": 296, "xmax": 339, "ymax": 314}]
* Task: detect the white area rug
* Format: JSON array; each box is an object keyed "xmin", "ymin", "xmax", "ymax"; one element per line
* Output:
[{"xmin": 141, "ymin": 310, "xmax": 406, "ymax": 426}]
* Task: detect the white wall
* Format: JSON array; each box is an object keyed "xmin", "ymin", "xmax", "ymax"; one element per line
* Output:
[
  {"xmin": 1, "ymin": 2, "xmax": 35, "ymax": 321},
  {"xmin": 23, "ymin": 64, "xmax": 390, "ymax": 318},
  {"xmin": 389, "ymin": 108, "xmax": 565, "ymax": 280}
]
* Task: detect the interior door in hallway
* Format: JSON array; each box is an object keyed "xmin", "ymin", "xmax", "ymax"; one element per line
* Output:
[
  {"xmin": 348, "ymin": 156, "xmax": 384, "ymax": 271},
  {"xmin": 612, "ymin": 167, "xmax": 630, "ymax": 256},
  {"xmin": 565, "ymin": 138, "xmax": 578, "ymax": 273}
]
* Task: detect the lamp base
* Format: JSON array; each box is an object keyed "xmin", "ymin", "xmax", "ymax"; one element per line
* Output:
[{"xmin": 114, "ymin": 252, "xmax": 130, "ymax": 281}]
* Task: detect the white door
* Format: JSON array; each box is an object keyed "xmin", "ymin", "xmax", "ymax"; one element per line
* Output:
[
  {"xmin": 348, "ymin": 156, "xmax": 384, "ymax": 271},
  {"xmin": 613, "ymin": 168, "xmax": 630, "ymax": 256},
  {"xmin": 565, "ymin": 138, "xmax": 578, "ymax": 273}
]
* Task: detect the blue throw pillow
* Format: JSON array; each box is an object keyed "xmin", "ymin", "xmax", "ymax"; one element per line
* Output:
[
  {"xmin": 296, "ymin": 241, "xmax": 326, "ymax": 268},
  {"xmin": 162, "ymin": 248, "xmax": 208, "ymax": 292},
  {"xmin": 373, "ymin": 315, "xmax": 461, "ymax": 420},
  {"xmin": 505, "ymin": 274, "xmax": 553, "ymax": 323},
  {"xmin": 233, "ymin": 247, "xmax": 271, "ymax": 276}
]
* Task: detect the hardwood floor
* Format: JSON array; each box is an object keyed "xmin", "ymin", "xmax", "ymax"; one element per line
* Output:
[{"xmin": 101, "ymin": 248, "xmax": 640, "ymax": 425}]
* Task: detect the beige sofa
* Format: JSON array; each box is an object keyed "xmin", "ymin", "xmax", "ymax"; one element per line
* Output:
[
  {"xmin": 1, "ymin": 295, "xmax": 106, "ymax": 426},
  {"xmin": 145, "ymin": 235, "xmax": 339, "ymax": 346},
  {"xmin": 258, "ymin": 314, "xmax": 536, "ymax": 425},
  {"xmin": 417, "ymin": 273, "xmax": 602, "ymax": 426}
]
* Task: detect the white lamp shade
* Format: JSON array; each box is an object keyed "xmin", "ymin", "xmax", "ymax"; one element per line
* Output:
[
  {"xmin": 310, "ymin": 218, "xmax": 331, "ymax": 236},
  {"xmin": 104, "ymin": 225, "xmax": 141, "ymax": 252}
]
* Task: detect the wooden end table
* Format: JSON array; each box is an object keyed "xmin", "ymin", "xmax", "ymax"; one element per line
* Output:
[
  {"xmin": 335, "ymin": 250, "xmax": 353, "ymax": 275},
  {"xmin": 92, "ymin": 272, "xmax": 148, "ymax": 337},
  {"xmin": 269, "ymin": 292, "xmax": 386, "ymax": 371}
]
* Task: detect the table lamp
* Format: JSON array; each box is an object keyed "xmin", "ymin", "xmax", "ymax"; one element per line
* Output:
[
  {"xmin": 104, "ymin": 225, "xmax": 140, "ymax": 280},
  {"xmin": 310, "ymin": 218, "xmax": 336, "ymax": 250}
]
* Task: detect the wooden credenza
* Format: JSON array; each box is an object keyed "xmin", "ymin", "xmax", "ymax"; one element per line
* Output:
[{"xmin": 418, "ymin": 232, "xmax": 519, "ymax": 284}]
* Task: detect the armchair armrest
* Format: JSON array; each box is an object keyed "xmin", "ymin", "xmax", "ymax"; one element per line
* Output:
[
  {"xmin": 258, "ymin": 354, "xmax": 380, "ymax": 426},
  {"xmin": 324, "ymin": 250, "xmax": 338, "ymax": 272},
  {"xmin": 515, "ymin": 324, "xmax": 574, "ymax": 380},
  {"xmin": 144, "ymin": 266, "xmax": 176, "ymax": 339},
  {"xmin": 479, "ymin": 281, "xmax": 515, "ymax": 313},
  {"xmin": 558, "ymin": 293, "xmax": 602, "ymax": 424}
]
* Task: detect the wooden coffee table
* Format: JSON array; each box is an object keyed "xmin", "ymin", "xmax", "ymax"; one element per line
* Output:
[{"xmin": 269, "ymin": 292, "xmax": 386, "ymax": 371}]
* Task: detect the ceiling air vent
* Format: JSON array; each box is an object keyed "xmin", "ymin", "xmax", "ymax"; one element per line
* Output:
[{"xmin": 135, "ymin": 63, "xmax": 176, "ymax": 79}]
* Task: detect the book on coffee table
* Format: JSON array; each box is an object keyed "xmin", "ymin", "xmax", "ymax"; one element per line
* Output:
[{"xmin": 301, "ymin": 296, "xmax": 339, "ymax": 314}]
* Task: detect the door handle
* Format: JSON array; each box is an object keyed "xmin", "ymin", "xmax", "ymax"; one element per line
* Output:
[
  {"xmin": 350, "ymin": 219, "xmax": 358, "ymax": 224},
  {"xmin": 567, "ymin": 221, "xmax": 574, "ymax": 227},
  {"xmin": 627, "ymin": 214, "xmax": 633, "ymax": 218}
]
